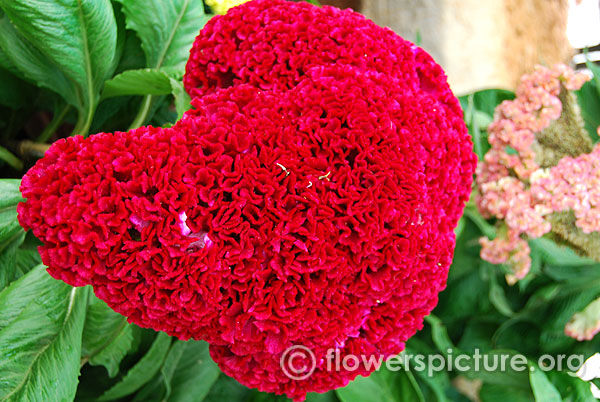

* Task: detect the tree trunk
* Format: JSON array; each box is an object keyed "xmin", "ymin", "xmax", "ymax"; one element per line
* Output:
[{"xmin": 358, "ymin": 0, "xmax": 572, "ymax": 93}]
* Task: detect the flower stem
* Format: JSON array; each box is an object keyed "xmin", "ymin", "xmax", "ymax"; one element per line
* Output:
[
  {"xmin": 0, "ymin": 145, "xmax": 23, "ymax": 170},
  {"xmin": 17, "ymin": 140, "xmax": 50, "ymax": 159},
  {"xmin": 129, "ymin": 95, "xmax": 153, "ymax": 130},
  {"xmin": 72, "ymin": 104, "xmax": 95, "ymax": 137},
  {"xmin": 37, "ymin": 104, "xmax": 72, "ymax": 143}
]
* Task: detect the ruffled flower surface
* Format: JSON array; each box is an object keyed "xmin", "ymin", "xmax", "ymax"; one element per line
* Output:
[
  {"xmin": 18, "ymin": 1, "xmax": 475, "ymax": 400},
  {"xmin": 185, "ymin": 0, "xmax": 473, "ymax": 235}
]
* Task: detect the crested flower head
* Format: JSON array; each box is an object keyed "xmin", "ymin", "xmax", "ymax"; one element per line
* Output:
[{"xmin": 18, "ymin": 1, "xmax": 475, "ymax": 399}]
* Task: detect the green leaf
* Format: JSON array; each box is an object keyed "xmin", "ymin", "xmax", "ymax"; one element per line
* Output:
[
  {"xmin": 102, "ymin": 68, "xmax": 173, "ymax": 98},
  {"xmin": 0, "ymin": 179, "xmax": 24, "ymax": 254},
  {"xmin": 436, "ymin": 268, "xmax": 491, "ymax": 322},
  {"xmin": 131, "ymin": 339, "xmax": 220, "ymax": 402},
  {"xmin": 577, "ymin": 80, "xmax": 600, "ymax": 142},
  {"xmin": 14, "ymin": 237, "xmax": 41, "ymax": 274},
  {"xmin": 529, "ymin": 364, "xmax": 562, "ymax": 402},
  {"xmin": 156, "ymin": 340, "xmax": 189, "ymax": 398},
  {"xmin": 0, "ymin": 178, "xmax": 22, "ymax": 207},
  {"xmin": 90, "ymin": 95, "xmax": 139, "ymax": 133},
  {"xmin": 456, "ymin": 320, "xmax": 497, "ymax": 354},
  {"xmin": 585, "ymin": 56, "xmax": 600, "ymax": 100},
  {"xmin": 336, "ymin": 372, "xmax": 395, "ymax": 402},
  {"xmin": 454, "ymin": 216, "xmax": 466, "ymax": 238},
  {"xmin": 113, "ymin": 27, "xmax": 146, "ymax": 75},
  {"xmin": 81, "ymin": 294, "xmax": 134, "ymax": 377},
  {"xmin": 0, "ymin": 14, "xmax": 75, "ymax": 103},
  {"xmin": 397, "ymin": 369, "xmax": 426, "ymax": 402},
  {"xmin": 169, "ymin": 77, "xmax": 191, "ymax": 120},
  {"xmin": 578, "ymin": 52, "xmax": 600, "ymax": 141},
  {"xmin": 459, "ymin": 89, "xmax": 515, "ymax": 118},
  {"xmin": 98, "ymin": 331, "xmax": 172, "ymax": 401},
  {"xmin": 425, "ymin": 315, "xmax": 458, "ymax": 354},
  {"xmin": 479, "ymin": 383, "xmax": 534, "ymax": 402},
  {"xmin": 0, "ymin": 231, "xmax": 39, "ymax": 293},
  {"xmin": 148, "ymin": 95, "xmax": 177, "ymax": 127},
  {"xmin": 336, "ymin": 366, "xmax": 422, "ymax": 402},
  {"xmin": 164, "ymin": 340, "xmax": 220, "ymax": 402},
  {"xmin": 544, "ymin": 263, "xmax": 600, "ymax": 282},
  {"xmin": 0, "ymin": 67, "xmax": 33, "ymax": 109},
  {"xmin": 494, "ymin": 323, "xmax": 541, "ymax": 356},
  {"xmin": 109, "ymin": 0, "xmax": 127, "ymax": 76},
  {"xmin": 0, "ymin": 231, "xmax": 25, "ymax": 291},
  {"xmin": 116, "ymin": 0, "xmax": 208, "ymax": 72},
  {"xmin": 0, "ymin": 44, "xmax": 20, "ymax": 76},
  {"xmin": 488, "ymin": 268, "xmax": 514, "ymax": 317},
  {"xmin": 530, "ymin": 237, "xmax": 596, "ymax": 267},
  {"xmin": 305, "ymin": 392, "xmax": 339, "ymax": 402},
  {"xmin": 459, "ymin": 89, "xmax": 515, "ymax": 160},
  {"xmin": 115, "ymin": 0, "xmax": 208, "ymax": 128},
  {"xmin": 0, "ymin": 265, "xmax": 89, "ymax": 401},
  {"xmin": 203, "ymin": 375, "xmax": 252, "ymax": 402},
  {"xmin": 415, "ymin": 30, "xmax": 422, "ymax": 47},
  {"xmin": 546, "ymin": 370, "xmax": 597, "ymax": 402},
  {"xmin": 246, "ymin": 390, "xmax": 292, "ymax": 402},
  {"xmin": 412, "ymin": 371, "xmax": 449, "ymax": 402},
  {"xmin": 463, "ymin": 206, "xmax": 496, "ymax": 239},
  {"xmin": 498, "ymin": 279, "xmax": 600, "ymax": 352},
  {"xmin": 405, "ymin": 340, "xmax": 452, "ymax": 402},
  {"xmin": 462, "ymin": 350, "xmax": 531, "ymax": 389},
  {"xmin": 473, "ymin": 110, "xmax": 493, "ymax": 129},
  {"xmin": 465, "ymin": 94, "xmax": 484, "ymax": 159},
  {"xmin": 0, "ymin": 0, "xmax": 118, "ymax": 134}
]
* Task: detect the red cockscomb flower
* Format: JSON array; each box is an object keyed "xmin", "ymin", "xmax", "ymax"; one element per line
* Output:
[
  {"xmin": 18, "ymin": 1, "xmax": 475, "ymax": 400},
  {"xmin": 185, "ymin": 0, "xmax": 474, "ymax": 235}
]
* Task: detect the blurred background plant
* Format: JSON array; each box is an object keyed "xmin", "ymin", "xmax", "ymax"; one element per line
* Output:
[{"xmin": 1, "ymin": 0, "xmax": 600, "ymax": 402}]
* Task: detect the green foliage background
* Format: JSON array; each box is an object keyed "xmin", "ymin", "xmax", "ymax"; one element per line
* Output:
[{"xmin": 0, "ymin": 1, "xmax": 599, "ymax": 401}]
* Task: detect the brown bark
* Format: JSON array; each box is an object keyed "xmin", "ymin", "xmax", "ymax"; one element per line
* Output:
[
  {"xmin": 321, "ymin": 0, "xmax": 361, "ymax": 10},
  {"xmin": 357, "ymin": 0, "xmax": 573, "ymax": 93},
  {"xmin": 503, "ymin": 0, "xmax": 573, "ymax": 88}
]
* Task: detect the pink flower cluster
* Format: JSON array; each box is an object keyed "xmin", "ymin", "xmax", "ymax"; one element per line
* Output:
[
  {"xmin": 476, "ymin": 64, "xmax": 593, "ymax": 283},
  {"xmin": 479, "ymin": 232, "xmax": 531, "ymax": 285},
  {"xmin": 478, "ymin": 65, "xmax": 589, "ymax": 185},
  {"xmin": 565, "ymin": 297, "xmax": 600, "ymax": 341},
  {"xmin": 531, "ymin": 143, "xmax": 600, "ymax": 234}
]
